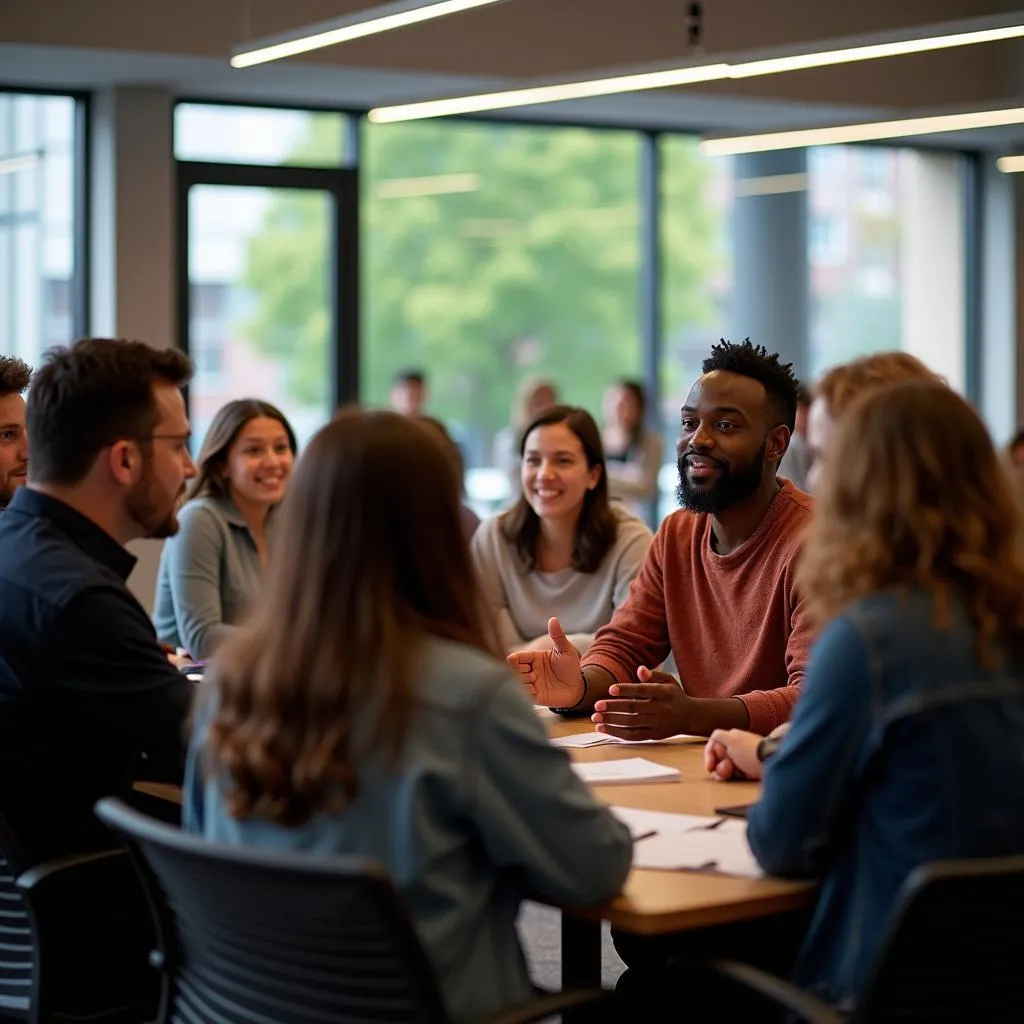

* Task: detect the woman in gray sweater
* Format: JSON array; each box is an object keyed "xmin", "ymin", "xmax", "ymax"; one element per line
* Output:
[
  {"xmin": 472, "ymin": 405, "xmax": 653, "ymax": 654},
  {"xmin": 185, "ymin": 410, "xmax": 631, "ymax": 1024},
  {"xmin": 154, "ymin": 399, "xmax": 296, "ymax": 659}
]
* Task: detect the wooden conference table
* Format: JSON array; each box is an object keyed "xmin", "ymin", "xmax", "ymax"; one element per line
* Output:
[
  {"xmin": 541, "ymin": 711, "xmax": 813, "ymax": 988},
  {"xmin": 136, "ymin": 712, "xmax": 814, "ymax": 989}
]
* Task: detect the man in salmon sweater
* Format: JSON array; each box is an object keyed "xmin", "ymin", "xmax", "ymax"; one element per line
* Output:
[{"xmin": 508, "ymin": 339, "xmax": 812, "ymax": 738}]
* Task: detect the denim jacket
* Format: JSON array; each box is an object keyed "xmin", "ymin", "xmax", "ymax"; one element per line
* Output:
[{"xmin": 747, "ymin": 589, "xmax": 1024, "ymax": 1011}]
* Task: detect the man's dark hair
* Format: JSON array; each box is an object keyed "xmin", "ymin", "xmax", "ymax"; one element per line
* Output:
[
  {"xmin": 0, "ymin": 356, "xmax": 32, "ymax": 397},
  {"xmin": 702, "ymin": 339, "xmax": 799, "ymax": 433},
  {"xmin": 27, "ymin": 338, "xmax": 193, "ymax": 486},
  {"xmin": 394, "ymin": 367, "xmax": 426, "ymax": 387}
]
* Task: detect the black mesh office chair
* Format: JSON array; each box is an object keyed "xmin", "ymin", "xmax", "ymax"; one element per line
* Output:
[
  {"xmin": 0, "ymin": 811, "xmax": 156, "ymax": 1024},
  {"xmin": 705, "ymin": 854, "xmax": 1024, "ymax": 1023},
  {"xmin": 95, "ymin": 797, "xmax": 613, "ymax": 1024}
]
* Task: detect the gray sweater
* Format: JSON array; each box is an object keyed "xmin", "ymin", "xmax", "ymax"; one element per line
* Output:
[
  {"xmin": 153, "ymin": 494, "xmax": 272, "ymax": 660},
  {"xmin": 184, "ymin": 637, "xmax": 632, "ymax": 1023},
  {"xmin": 471, "ymin": 506, "xmax": 653, "ymax": 652}
]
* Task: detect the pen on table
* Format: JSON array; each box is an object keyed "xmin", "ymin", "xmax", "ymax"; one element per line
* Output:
[{"xmin": 633, "ymin": 830, "xmax": 657, "ymax": 841}]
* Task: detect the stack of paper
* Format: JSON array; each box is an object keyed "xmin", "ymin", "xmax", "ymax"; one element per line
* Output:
[{"xmin": 570, "ymin": 757, "xmax": 680, "ymax": 786}]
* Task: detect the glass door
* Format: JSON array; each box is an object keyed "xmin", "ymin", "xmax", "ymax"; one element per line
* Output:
[{"xmin": 178, "ymin": 162, "xmax": 357, "ymax": 451}]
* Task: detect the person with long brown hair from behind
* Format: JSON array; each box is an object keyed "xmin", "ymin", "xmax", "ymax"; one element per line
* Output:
[
  {"xmin": 745, "ymin": 381, "xmax": 1024, "ymax": 1014},
  {"xmin": 183, "ymin": 409, "xmax": 632, "ymax": 1024}
]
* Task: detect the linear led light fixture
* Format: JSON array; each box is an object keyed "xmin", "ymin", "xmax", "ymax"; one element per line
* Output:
[
  {"xmin": 0, "ymin": 153, "xmax": 41, "ymax": 176},
  {"xmin": 700, "ymin": 106, "xmax": 1024, "ymax": 157},
  {"xmin": 231, "ymin": 0, "xmax": 507, "ymax": 69},
  {"xmin": 997, "ymin": 155, "xmax": 1024, "ymax": 173},
  {"xmin": 369, "ymin": 15, "xmax": 1024, "ymax": 123}
]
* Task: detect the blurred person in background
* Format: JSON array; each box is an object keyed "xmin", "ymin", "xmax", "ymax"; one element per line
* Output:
[
  {"xmin": 0, "ymin": 355, "xmax": 31, "ymax": 509},
  {"xmin": 390, "ymin": 367, "xmax": 428, "ymax": 417},
  {"xmin": 602, "ymin": 378, "xmax": 663, "ymax": 516},
  {"xmin": 777, "ymin": 382, "xmax": 810, "ymax": 491},
  {"xmin": 473, "ymin": 406, "xmax": 651, "ymax": 654},
  {"xmin": 185, "ymin": 409, "xmax": 632, "ymax": 1024},
  {"xmin": 154, "ymin": 399, "xmax": 296, "ymax": 661},
  {"xmin": 415, "ymin": 414, "xmax": 480, "ymax": 540},
  {"xmin": 706, "ymin": 350, "xmax": 942, "ymax": 782},
  {"xmin": 494, "ymin": 375, "xmax": 559, "ymax": 499},
  {"xmin": 746, "ymin": 380, "xmax": 1024, "ymax": 1013}
]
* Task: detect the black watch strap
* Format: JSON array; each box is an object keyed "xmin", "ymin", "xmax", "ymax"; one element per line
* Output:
[{"xmin": 550, "ymin": 675, "xmax": 588, "ymax": 716}]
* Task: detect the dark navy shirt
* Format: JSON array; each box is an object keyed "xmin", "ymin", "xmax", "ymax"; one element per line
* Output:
[{"xmin": 0, "ymin": 488, "xmax": 191, "ymax": 864}]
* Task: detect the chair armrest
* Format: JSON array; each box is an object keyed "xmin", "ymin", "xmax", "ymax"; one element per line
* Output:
[
  {"xmin": 17, "ymin": 846, "xmax": 159, "ymax": 1014},
  {"xmin": 17, "ymin": 847, "xmax": 125, "ymax": 890},
  {"xmin": 705, "ymin": 959, "xmax": 844, "ymax": 1024},
  {"xmin": 482, "ymin": 987, "xmax": 613, "ymax": 1024}
]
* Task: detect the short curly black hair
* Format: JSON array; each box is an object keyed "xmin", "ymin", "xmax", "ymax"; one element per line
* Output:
[
  {"xmin": 0, "ymin": 356, "xmax": 32, "ymax": 397},
  {"xmin": 702, "ymin": 339, "xmax": 799, "ymax": 432}
]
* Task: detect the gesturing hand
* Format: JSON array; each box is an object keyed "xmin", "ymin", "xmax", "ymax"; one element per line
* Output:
[
  {"xmin": 506, "ymin": 617, "xmax": 585, "ymax": 709},
  {"xmin": 591, "ymin": 665, "xmax": 702, "ymax": 741}
]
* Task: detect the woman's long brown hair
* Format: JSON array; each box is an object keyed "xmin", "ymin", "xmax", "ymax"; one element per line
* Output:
[
  {"xmin": 797, "ymin": 380, "xmax": 1024, "ymax": 666},
  {"xmin": 204, "ymin": 408, "xmax": 497, "ymax": 827}
]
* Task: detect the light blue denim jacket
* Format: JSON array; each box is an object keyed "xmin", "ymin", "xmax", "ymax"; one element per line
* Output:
[
  {"xmin": 748, "ymin": 589, "xmax": 1024, "ymax": 1011},
  {"xmin": 184, "ymin": 637, "xmax": 633, "ymax": 1023}
]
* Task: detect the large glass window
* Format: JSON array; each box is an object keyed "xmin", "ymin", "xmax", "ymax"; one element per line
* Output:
[
  {"xmin": 658, "ymin": 137, "xmax": 734, "ymax": 519},
  {"xmin": 807, "ymin": 146, "xmax": 966, "ymax": 389},
  {"xmin": 175, "ymin": 103, "xmax": 348, "ymax": 167},
  {"xmin": 0, "ymin": 92, "xmax": 80, "ymax": 366},
  {"xmin": 361, "ymin": 120, "xmax": 644, "ymax": 515}
]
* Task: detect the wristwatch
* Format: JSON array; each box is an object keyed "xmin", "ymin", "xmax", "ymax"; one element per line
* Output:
[
  {"xmin": 550, "ymin": 675, "xmax": 588, "ymax": 716},
  {"xmin": 756, "ymin": 735, "xmax": 781, "ymax": 763}
]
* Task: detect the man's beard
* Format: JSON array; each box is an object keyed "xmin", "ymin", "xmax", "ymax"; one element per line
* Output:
[
  {"xmin": 125, "ymin": 461, "xmax": 180, "ymax": 539},
  {"xmin": 0, "ymin": 471, "xmax": 25, "ymax": 508},
  {"xmin": 676, "ymin": 442, "xmax": 767, "ymax": 514}
]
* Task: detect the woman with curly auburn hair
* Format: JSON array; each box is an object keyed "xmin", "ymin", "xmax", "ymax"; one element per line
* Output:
[
  {"xmin": 743, "ymin": 380, "xmax": 1024, "ymax": 1013},
  {"xmin": 182, "ymin": 408, "xmax": 631, "ymax": 1024}
]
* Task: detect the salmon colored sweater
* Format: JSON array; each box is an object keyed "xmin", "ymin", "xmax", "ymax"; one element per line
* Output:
[{"xmin": 581, "ymin": 479, "xmax": 814, "ymax": 735}]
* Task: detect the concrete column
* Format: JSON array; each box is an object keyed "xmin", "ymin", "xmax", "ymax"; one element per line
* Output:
[
  {"xmin": 89, "ymin": 86, "xmax": 176, "ymax": 610},
  {"xmin": 899, "ymin": 151, "xmax": 966, "ymax": 393},
  {"xmin": 731, "ymin": 150, "xmax": 809, "ymax": 378},
  {"xmin": 976, "ymin": 156, "xmax": 1017, "ymax": 443}
]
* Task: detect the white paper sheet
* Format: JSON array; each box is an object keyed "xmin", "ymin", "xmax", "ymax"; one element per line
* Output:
[
  {"xmin": 570, "ymin": 757, "xmax": 681, "ymax": 785},
  {"xmin": 551, "ymin": 730, "xmax": 705, "ymax": 748},
  {"xmin": 631, "ymin": 819, "xmax": 764, "ymax": 878},
  {"xmin": 611, "ymin": 806, "xmax": 718, "ymax": 839},
  {"xmin": 551, "ymin": 732, "xmax": 617, "ymax": 748}
]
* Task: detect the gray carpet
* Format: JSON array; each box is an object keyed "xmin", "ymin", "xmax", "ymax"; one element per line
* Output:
[{"xmin": 516, "ymin": 901, "xmax": 626, "ymax": 990}]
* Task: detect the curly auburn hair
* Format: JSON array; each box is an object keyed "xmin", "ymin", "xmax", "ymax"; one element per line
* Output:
[
  {"xmin": 797, "ymin": 380, "xmax": 1024, "ymax": 667},
  {"xmin": 814, "ymin": 351, "xmax": 940, "ymax": 418}
]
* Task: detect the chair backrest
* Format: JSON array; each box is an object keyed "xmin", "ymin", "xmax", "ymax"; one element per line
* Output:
[
  {"xmin": 94, "ymin": 798, "xmax": 450, "ymax": 1024},
  {"xmin": 0, "ymin": 812, "xmax": 34, "ymax": 1020},
  {"xmin": 855, "ymin": 855, "xmax": 1024, "ymax": 1023}
]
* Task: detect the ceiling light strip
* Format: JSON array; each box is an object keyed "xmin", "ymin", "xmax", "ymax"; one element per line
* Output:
[
  {"xmin": 368, "ymin": 17, "xmax": 1024, "ymax": 122},
  {"xmin": 700, "ymin": 107, "xmax": 1024, "ymax": 157},
  {"xmin": 232, "ymin": 0, "xmax": 506, "ymax": 69}
]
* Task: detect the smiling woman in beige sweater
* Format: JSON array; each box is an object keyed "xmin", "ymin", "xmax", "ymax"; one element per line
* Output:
[{"xmin": 472, "ymin": 405, "xmax": 652, "ymax": 654}]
